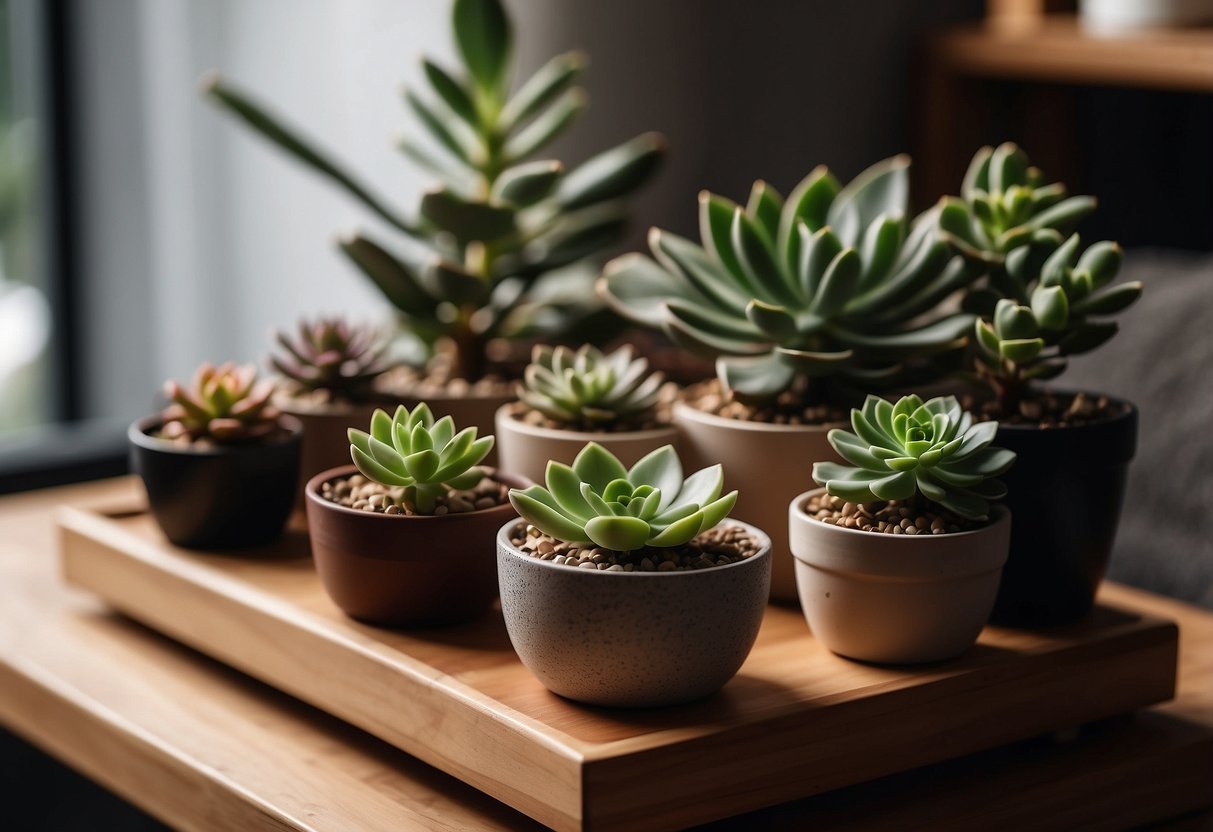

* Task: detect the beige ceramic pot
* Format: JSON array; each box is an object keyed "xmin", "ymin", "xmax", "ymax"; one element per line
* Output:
[
  {"xmin": 674, "ymin": 401, "xmax": 841, "ymax": 603},
  {"xmin": 494, "ymin": 404, "xmax": 680, "ymax": 484},
  {"xmin": 788, "ymin": 488, "xmax": 1011, "ymax": 665},
  {"xmin": 497, "ymin": 519, "xmax": 771, "ymax": 707},
  {"xmin": 277, "ymin": 397, "xmax": 386, "ymax": 509}
]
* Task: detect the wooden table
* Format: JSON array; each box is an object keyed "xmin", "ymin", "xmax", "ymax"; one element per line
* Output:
[{"xmin": 1, "ymin": 478, "xmax": 1211, "ymax": 830}]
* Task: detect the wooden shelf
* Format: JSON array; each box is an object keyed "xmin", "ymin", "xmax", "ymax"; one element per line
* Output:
[
  {"xmin": 929, "ymin": 17, "xmax": 1213, "ymax": 91},
  {"xmin": 58, "ymin": 497, "xmax": 1182, "ymax": 832}
]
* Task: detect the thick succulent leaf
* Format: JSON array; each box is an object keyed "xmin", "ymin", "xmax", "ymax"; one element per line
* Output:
[
  {"xmin": 963, "ymin": 446, "xmax": 1017, "ymax": 476},
  {"xmin": 664, "ymin": 300, "xmax": 767, "ymax": 355},
  {"xmin": 673, "ymin": 464, "xmax": 724, "ymax": 513},
  {"xmin": 627, "ymin": 445, "xmax": 683, "ymax": 499},
  {"xmin": 1024, "ymin": 358, "xmax": 1068, "ymax": 380},
  {"xmin": 956, "ymin": 420, "xmax": 998, "ymax": 456},
  {"xmin": 503, "ymin": 89, "xmax": 586, "ymax": 161},
  {"xmin": 809, "ymin": 248, "xmax": 861, "ymax": 318},
  {"xmin": 695, "ymin": 491, "xmax": 738, "ymax": 533},
  {"xmin": 420, "ymin": 189, "xmax": 515, "ymax": 244},
  {"xmin": 847, "ymin": 236, "xmax": 953, "ymax": 313},
  {"xmin": 994, "ymin": 299, "xmax": 1039, "ymax": 340},
  {"xmin": 988, "ymin": 142, "xmax": 1029, "ymax": 193},
  {"xmin": 833, "ymin": 314, "xmax": 972, "ymax": 355},
  {"xmin": 798, "ymin": 225, "xmax": 843, "ymax": 299},
  {"xmin": 597, "ymin": 253, "xmax": 692, "ymax": 328},
  {"xmin": 961, "ymin": 146, "xmax": 993, "ymax": 200},
  {"xmin": 1031, "ymin": 285, "xmax": 1069, "ymax": 330},
  {"xmin": 1027, "ymin": 195, "xmax": 1096, "ymax": 235},
  {"xmin": 521, "ymin": 203, "xmax": 628, "ymax": 273},
  {"xmin": 429, "ymin": 416, "xmax": 455, "ymax": 450},
  {"xmin": 1069, "ymin": 281, "xmax": 1141, "ymax": 316},
  {"xmin": 510, "ymin": 489, "xmax": 591, "ymax": 543},
  {"xmin": 492, "ymin": 160, "xmax": 563, "ymax": 206},
  {"xmin": 827, "ymin": 154, "xmax": 910, "ymax": 249},
  {"xmin": 717, "ymin": 352, "xmax": 797, "ymax": 400},
  {"xmin": 731, "ymin": 207, "xmax": 799, "ymax": 306},
  {"xmin": 404, "ymin": 449, "xmax": 441, "ymax": 481},
  {"xmin": 1075, "ymin": 240, "xmax": 1122, "ymax": 287},
  {"xmin": 774, "ymin": 347, "xmax": 853, "ymax": 374},
  {"xmin": 347, "ymin": 428, "xmax": 373, "ymax": 456},
  {"xmin": 351, "ymin": 446, "xmax": 412, "ymax": 487},
  {"xmin": 585, "ymin": 515, "xmax": 650, "ymax": 551},
  {"xmin": 858, "ymin": 212, "xmax": 906, "ymax": 289},
  {"xmin": 421, "ymin": 59, "xmax": 478, "ymax": 126},
  {"xmin": 829, "ymin": 430, "xmax": 887, "ymax": 469},
  {"xmin": 999, "ymin": 338, "xmax": 1044, "ymax": 362},
  {"xmin": 649, "ymin": 229, "xmax": 750, "ymax": 313},
  {"xmin": 424, "ymin": 259, "xmax": 491, "ymax": 305},
  {"xmin": 646, "ymin": 512, "xmax": 704, "ymax": 548},
  {"xmin": 572, "ymin": 442, "xmax": 629, "ymax": 492},
  {"xmin": 745, "ymin": 300, "xmax": 798, "ymax": 340},
  {"xmin": 446, "ymin": 467, "xmax": 487, "ymax": 491},
  {"xmin": 916, "ymin": 471, "xmax": 948, "ymax": 503},
  {"xmin": 558, "ymin": 133, "xmax": 665, "ymax": 211},
  {"xmin": 1058, "ymin": 321, "xmax": 1118, "ymax": 355},
  {"xmin": 404, "ymin": 91, "xmax": 477, "ymax": 166},
  {"xmin": 452, "ymin": 0, "xmax": 512, "ymax": 97},
  {"xmin": 651, "ymin": 502, "xmax": 699, "ymax": 526},
  {"xmin": 500, "ymin": 50, "xmax": 585, "ymax": 128},
  {"xmin": 778, "ymin": 166, "xmax": 840, "ymax": 267},
  {"xmin": 543, "ymin": 462, "xmax": 593, "ymax": 519},
  {"xmin": 203, "ymin": 78, "xmax": 419, "ymax": 237},
  {"xmin": 370, "ymin": 408, "xmax": 396, "ymax": 444},
  {"xmin": 698, "ymin": 192, "xmax": 751, "ymax": 290},
  {"xmin": 746, "ymin": 180, "xmax": 783, "ymax": 242},
  {"xmin": 339, "ymin": 235, "xmax": 437, "ymax": 318}
]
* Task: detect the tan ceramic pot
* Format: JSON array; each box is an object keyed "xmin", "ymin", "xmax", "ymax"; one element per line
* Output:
[
  {"xmin": 305, "ymin": 465, "xmax": 526, "ymax": 627},
  {"xmin": 497, "ymin": 519, "xmax": 771, "ymax": 707},
  {"xmin": 276, "ymin": 397, "xmax": 386, "ymax": 510},
  {"xmin": 674, "ymin": 401, "xmax": 841, "ymax": 603},
  {"xmin": 789, "ymin": 488, "xmax": 1011, "ymax": 665},
  {"xmin": 494, "ymin": 404, "xmax": 680, "ymax": 485}
]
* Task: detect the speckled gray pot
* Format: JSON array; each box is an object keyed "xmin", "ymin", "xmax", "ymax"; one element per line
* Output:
[
  {"xmin": 497, "ymin": 520, "xmax": 772, "ymax": 707},
  {"xmin": 789, "ymin": 488, "xmax": 1011, "ymax": 665}
]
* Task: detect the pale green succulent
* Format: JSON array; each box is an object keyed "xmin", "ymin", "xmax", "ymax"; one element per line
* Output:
[
  {"xmin": 939, "ymin": 143, "xmax": 1096, "ymax": 265},
  {"xmin": 599, "ymin": 155, "xmax": 976, "ymax": 403},
  {"xmin": 518, "ymin": 344, "xmax": 664, "ymax": 429},
  {"xmin": 967, "ymin": 230, "xmax": 1141, "ymax": 414},
  {"xmin": 348, "ymin": 403, "xmax": 494, "ymax": 514},
  {"xmin": 205, "ymin": 0, "xmax": 663, "ymax": 383},
  {"xmin": 813, "ymin": 395, "xmax": 1016, "ymax": 521},
  {"xmin": 509, "ymin": 443, "xmax": 737, "ymax": 552}
]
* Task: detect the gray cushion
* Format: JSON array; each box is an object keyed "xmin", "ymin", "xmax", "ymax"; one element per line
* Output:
[{"xmin": 1062, "ymin": 249, "xmax": 1213, "ymax": 608}]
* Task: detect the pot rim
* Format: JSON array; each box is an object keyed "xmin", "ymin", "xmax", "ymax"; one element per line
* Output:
[
  {"xmin": 497, "ymin": 517, "xmax": 771, "ymax": 578},
  {"xmin": 672, "ymin": 399, "xmax": 843, "ymax": 434},
  {"xmin": 494, "ymin": 403, "xmax": 678, "ymax": 443},
  {"xmin": 305, "ymin": 464, "xmax": 528, "ymax": 522},
  {"xmin": 790, "ymin": 486, "xmax": 1010, "ymax": 546},
  {"xmin": 990, "ymin": 388, "xmax": 1137, "ymax": 434},
  {"xmin": 129, "ymin": 413, "xmax": 303, "ymax": 457}
]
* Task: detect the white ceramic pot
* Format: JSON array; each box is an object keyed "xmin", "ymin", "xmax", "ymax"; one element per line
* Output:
[
  {"xmin": 494, "ymin": 404, "xmax": 680, "ymax": 484},
  {"xmin": 1080, "ymin": 0, "xmax": 1213, "ymax": 32},
  {"xmin": 788, "ymin": 488, "xmax": 1011, "ymax": 665},
  {"xmin": 496, "ymin": 519, "xmax": 771, "ymax": 707},
  {"xmin": 674, "ymin": 401, "xmax": 842, "ymax": 603}
]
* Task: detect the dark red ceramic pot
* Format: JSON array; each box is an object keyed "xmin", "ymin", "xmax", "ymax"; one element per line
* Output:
[{"xmin": 305, "ymin": 465, "xmax": 526, "ymax": 627}]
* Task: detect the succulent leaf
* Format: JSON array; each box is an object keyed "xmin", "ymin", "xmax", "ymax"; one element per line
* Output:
[
  {"xmin": 158, "ymin": 362, "xmax": 281, "ymax": 445},
  {"xmin": 268, "ymin": 317, "xmax": 396, "ymax": 402},
  {"xmin": 517, "ymin": 344, "xmax": 665, "ymax": 429},
  {"xmin": 813, "ymin": 395, "xmax": 1015, "ymax": 521},
  {"xmin": 510, "ymin": 442, "xmax": 738, "ymax": 552}
]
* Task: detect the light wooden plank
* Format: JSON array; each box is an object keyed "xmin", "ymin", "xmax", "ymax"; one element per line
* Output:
[{"xmin": 58, "ymin": 495, "xmax": 1181, "ymax": 831}]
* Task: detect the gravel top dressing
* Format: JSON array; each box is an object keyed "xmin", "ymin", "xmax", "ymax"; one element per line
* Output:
[
  {"xmin": 321, "ymin": 472, "xmax": 509, "ymax": 516},
  {"xmin": 509, "ymin": 521, "xmax": 761, "ymax": 572}
]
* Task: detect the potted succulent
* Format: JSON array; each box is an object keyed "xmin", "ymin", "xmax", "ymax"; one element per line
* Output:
[
  {"xmin": 599, "ymin": 155, "xmax": 976, "ymax": 601},
  {"xmin": 494, "ymin": 343, "xmax": 677, "ymax": 483},
  {"xmin": 305, "ymin": 403, "xmax": 525, "ymax": 626},
  {"xmin": 268, "ymin": 316, "xmax": 400, "ymax": 505},
  {"xmin": 499, "ymin": 442, "xmax": 770, "ymax": 707},
  {"xmin": 789, "ymin": 394, "xmax": 1015, "ymax": 664},
  {"xmin": 129, "ymin": 362, "xmax": 302, "ymax": 549},
  {"xmin": 940, "ymin": 144, "xmax": 1142, "ymax": 625},
  {"xmin": 203, "ymin": 0, "xmax": 665, "ymax": 442}
]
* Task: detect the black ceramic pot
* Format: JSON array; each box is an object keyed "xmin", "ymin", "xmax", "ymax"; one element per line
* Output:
[
  {"xmin": 990, "ymin": 393, "xmax": 1138, "ymax": 626},
  {"xmin": 129, "ymin": 414, "xmax": 303, "ymax": 550}
]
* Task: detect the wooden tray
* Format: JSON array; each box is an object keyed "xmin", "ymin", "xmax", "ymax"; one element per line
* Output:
[{"xmin": 58, "ymin": 501, "xmax": 1179, "ymax": 832}]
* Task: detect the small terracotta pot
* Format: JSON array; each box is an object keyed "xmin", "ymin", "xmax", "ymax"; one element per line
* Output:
[
  {"xmin": 305, "ymin": 465, "xmax": 526, "ymax": 626},
  {"xmin": 789, "ymin": 488, "xmax": 1011, "ymax": 665},
  {"xmin": 497, "ymin": 520, "xmax": 772, "ymax": 707},
  {"xmin": 129, "ymin": 415, "xmax": 302, "ymax": 550},
  {"xmin": 276, "ymin": 396, "xmax": 388, "ymax": 509},
  {"xmin": 674, "ymin": 401, "xmax": 842, "ymax": 603},
  {"xmin": 494, "ymin": 404, "xmax": 680, "ymax": 485}
]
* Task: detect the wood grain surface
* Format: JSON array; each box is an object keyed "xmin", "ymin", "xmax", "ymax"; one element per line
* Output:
[
  {"xmin": 59, "ymin": 490, "xmax": 1181, "ymax": 831},
  {"xmin": 0, "ymin": 478, "xmax": 1206, "ymax": 830}
]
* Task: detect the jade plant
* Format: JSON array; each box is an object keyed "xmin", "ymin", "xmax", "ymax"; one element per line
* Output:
[
  {"xmin": 348, "ymin": 403, "xmax": 494, "ymax": 513},
  {"xmin": 599, "ymin": 155, "xmax": 975, "ymax": 403},
  {"xmin": 205, "ymin": 0, "xmax": 664, "ymax": 383},
  {"xmin": 269, "ymin": 317, "xmax": 396, "ymax": 403},
  {"xmin": 812, "ymin": 394, "xmax": 1016, "ymax": 521},
  {"xmin": 939, "ymin": 143, "xmax": 1096, "ymax": 266},
  {"xmin": 159, "ymin": 362, "xmax": 281, "ymax": 444},
  {"xmin": 517, "ymin": 344, "xmax": 664, "ymax": 430},
  {"xmin": 967, "ymin": 231, "xmax": 1141, "ymax": 414},
  {"xmin": 509, "ymin": 443, "xmax": 737, "ymax": 551}
]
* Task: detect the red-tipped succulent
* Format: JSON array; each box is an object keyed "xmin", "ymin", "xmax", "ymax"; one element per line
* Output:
[
  {"xmin": 269, "ymin": 317, "xmax": 394, "ymax": 402},
  {"xmin": 159, "ymin": 362, "xmax": 281, "ymax": 444}
]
